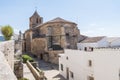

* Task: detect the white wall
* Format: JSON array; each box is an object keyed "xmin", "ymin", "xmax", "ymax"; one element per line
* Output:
[
  {"xmin": 59, "ymin": 49, "xmax": 120, "ymax": 80},
  {"xmin": 77, "ymin": 43, "xmax": 98, "ymax": 50}
]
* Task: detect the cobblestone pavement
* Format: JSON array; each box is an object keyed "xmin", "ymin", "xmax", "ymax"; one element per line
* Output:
[
  {"xmin": 23, "ymin": 64, "xmax": 35, "ymax": 80},
  {"xmin": 37, "ymin": 59, "xmax": 66, "ymax": 80}
]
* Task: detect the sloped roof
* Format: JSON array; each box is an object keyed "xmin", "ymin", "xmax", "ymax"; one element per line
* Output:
[
  {"xmin": 46, "ymin": 17, "xmax": 76, "ymax": 24},
  {"xmin": 107, "ymin": 37, "xmax": 120, "ymax": 43},
  {"xmin": 80, "ymin": 36, "xmax": 105, "ymax": 43},
  {"xmin": 30, "ymin": 11, "xmax": 40, "ymax": 18}
]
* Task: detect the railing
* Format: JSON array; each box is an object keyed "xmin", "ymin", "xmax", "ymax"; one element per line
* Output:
[{"xmin": 26, "ymin": 61, "xmax": 46, "ymax": 80}]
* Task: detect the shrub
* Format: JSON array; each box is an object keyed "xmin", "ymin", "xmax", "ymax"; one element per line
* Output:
[
  {"xmin": 22, "ymin": 55, "xmax": 34, "ymax": 63},
  {"xmin": 1, "ymin": 25, "xmax": 13, "ymax": 40}
]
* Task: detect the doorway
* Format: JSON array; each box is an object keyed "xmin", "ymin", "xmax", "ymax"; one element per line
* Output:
[{"xmin": 40, "ymin": 54, "xmax": 43, "ymax": 60}]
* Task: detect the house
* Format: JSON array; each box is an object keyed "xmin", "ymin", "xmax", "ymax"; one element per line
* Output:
[
  {"xmin": 77, "ymin": 36, "xmax": 109, "ymax": 50},
  {"xmin": 59, "ymin": 49, "xmax": 120, "ymax": 80}
]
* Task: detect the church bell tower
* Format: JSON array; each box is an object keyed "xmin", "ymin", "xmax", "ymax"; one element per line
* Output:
[{"xmin": 29, "ymin": 11, "xmax": 43, "ymax": 29}]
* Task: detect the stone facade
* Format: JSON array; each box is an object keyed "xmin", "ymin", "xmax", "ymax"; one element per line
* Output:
[{"xmin": 23, "ymin": 11, "xmax": 80, "ymax": 64}]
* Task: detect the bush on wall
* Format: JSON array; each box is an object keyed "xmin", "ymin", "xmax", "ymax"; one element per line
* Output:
[
  {"xmin": 1, "ymin": 25, "xmax": 13, "ymax": 40},
  {"xmin": 22, "ymin": 55, "xmax": 34, "ymax": 63}
]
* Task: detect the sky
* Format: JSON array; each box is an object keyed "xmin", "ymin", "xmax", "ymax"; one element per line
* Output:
[{"xmin": 0, "ymin": 0, "xmax": 120, "ymax": 37}]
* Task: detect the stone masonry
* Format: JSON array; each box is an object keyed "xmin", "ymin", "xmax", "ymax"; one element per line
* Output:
[
  {"xmin": 0, "ymin": 40, "xmax": 17, "ymax": 80},
  {"xmin": 23, "ymin": 11, "xmax": 80, "ymax": 64},
  {"xmin": 0, "ymin": 40, "xmax": 15, "ymax": 70}
]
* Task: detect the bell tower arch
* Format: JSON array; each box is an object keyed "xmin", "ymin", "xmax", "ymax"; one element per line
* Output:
[{"xmin": 29, "ymin": 11, "xmax": 43, "ymax": 29}]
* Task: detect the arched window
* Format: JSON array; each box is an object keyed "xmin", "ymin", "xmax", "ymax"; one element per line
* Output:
[{"xmin": 36, "ymin": 18, "xmax": 39, "ymax": 23}]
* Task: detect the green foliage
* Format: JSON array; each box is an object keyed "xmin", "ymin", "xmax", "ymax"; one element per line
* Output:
[
  {"xmin": 18, "ymin": 78, "xmax": 29, "ymax": 80},
  {"xmin": 1, "ymin": 25, "xmax": 13, "ymax": 40},
  {"xmin": 22, "ymin": 55, "xmax": 34, "ymax": 63}
]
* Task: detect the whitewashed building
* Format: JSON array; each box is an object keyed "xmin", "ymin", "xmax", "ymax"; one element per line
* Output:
[
  {"xmin": 77, "ymin": 36, "xmax": 109, "ymax": 50},
  {"xmin": 59, "ymin": 49, "xmax": 120, "ymax": 80}
]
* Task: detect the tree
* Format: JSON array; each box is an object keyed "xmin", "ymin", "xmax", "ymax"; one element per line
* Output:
[{"xmin": 1, "ymin": 25, "xmax": 13, "ymax": 40}]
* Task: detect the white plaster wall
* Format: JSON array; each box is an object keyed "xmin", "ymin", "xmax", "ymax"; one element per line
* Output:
[
  {"xmin": 77, "ymin": 43, "xmax": 98, "ymax": 50},
  {"xmin": 59, "ymin": 49, "xmax": 120, "ymax": 80}
]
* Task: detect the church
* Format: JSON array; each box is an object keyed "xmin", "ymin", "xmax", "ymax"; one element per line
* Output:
[{"xmin": 23, "ymin": 11, "xmax": 81, "ymax": 64}]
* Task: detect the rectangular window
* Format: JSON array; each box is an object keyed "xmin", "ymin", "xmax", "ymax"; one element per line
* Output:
[
  {"xmin": 66, "ymin": 56, "xmax": 68, "ymax": 60},
  {"xmin": 61, "ymin": 64, "xmax": 63, "ymax": 71},
  {"xmin": 70, "ymin": 71, "xmax": 74, "ymax": 78},
  {"xmin": 88, "ymin": 60, "xmax": 92, "ymax": 67}
]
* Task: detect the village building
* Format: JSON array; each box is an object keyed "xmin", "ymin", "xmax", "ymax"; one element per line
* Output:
[
  {"xmin": 77, "ymin": 36, "xmax": 109, "ymax": 50},
  {"xmin": 23, "ymin": 11, "xmax": 81, "ymax": 64},
  {"xmin": 77, "ymin": 36, "xmax": 120, "ymax": 50},
  {"xmin": 59, "ymin": 49, "xmax": 120, "ymax": 80}
]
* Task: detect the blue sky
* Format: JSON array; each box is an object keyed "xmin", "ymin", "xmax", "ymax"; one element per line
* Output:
[{"xmin": 0, "ymin": 0, "xmax": 120, "ymax": 37}]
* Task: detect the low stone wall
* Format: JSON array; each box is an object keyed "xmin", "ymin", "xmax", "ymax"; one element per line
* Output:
[
  {"xmin": 0, "ymin": 51, "xmax": 17, "ymax": 80},
  {"xmin": 48, "ymin": 50, "xmax": 64, "ymax": 64},
  {"xmin": 0, "ymin": 40, "xmax": 14, "ymax": 70},
  {"xmin": 26, "ymin": 61, "xmax": 45, "ymax": 80},
  {"xmin": 14, "ymin": 60, "xmax": 23, "ymax": 79}
]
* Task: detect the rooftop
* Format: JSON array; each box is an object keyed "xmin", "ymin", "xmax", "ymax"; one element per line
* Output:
[
  {"xmin": 46, "ymin": 17, "xmax": 75, "ymax": 24},
  {"xmin": 80, "ymin": 36, "xmax": 105, "ymax": 43}
]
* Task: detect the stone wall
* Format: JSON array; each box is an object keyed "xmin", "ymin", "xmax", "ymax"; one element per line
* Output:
[
  {"xmin": 48, "ymin": 50, "xmax": 64, "ymax": 64},
  {"xmin": 0, "ymin": 50, "xmax": 17, "ymax": 80},
  {"xmin": 0, "ymin": 40, "xmax": 15, "ymax": 70},
  {"xmin": 14, "ymin": 60, "xmax": 23, "ymax": 79},
  {"xmin": 24, "ymin": 30, "xmax": 32, "ymax": 53},
  {"xmin": 31, "ymin": 38, "xmax": 47, "ymax": 56}
]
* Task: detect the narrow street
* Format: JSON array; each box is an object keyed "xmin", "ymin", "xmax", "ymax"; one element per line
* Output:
[{"xmin": 36, "ymin": 59, "xmax": 66, "ymax": 80}]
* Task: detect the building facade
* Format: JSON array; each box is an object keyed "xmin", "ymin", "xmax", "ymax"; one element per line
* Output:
[
  {"xmin": 23, "ymin": 11, "xmax": 80, "ymax": 64},
  {"xmin": 77, "ymin": 37, "xmax": 120, "ymax": 50},
  {"xmin": 59, "ymin": 49, "xmax": 120, "ymax": 80}
]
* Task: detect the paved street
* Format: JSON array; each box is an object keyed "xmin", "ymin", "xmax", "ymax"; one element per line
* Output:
[{"xmin": 37, "ymin": 59, "xmax": 66, "ymax": 80}]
